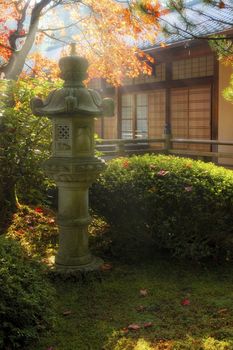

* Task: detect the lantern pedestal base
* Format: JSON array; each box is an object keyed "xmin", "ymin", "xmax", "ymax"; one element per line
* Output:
[{"xmin": 54, "ymin": 256, "xmax": 104, "ymax": 272}]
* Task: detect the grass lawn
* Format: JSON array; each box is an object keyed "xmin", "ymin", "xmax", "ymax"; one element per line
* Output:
[
  {"xmin": 6, "ymin": 206, "xmax": 233, "ymax": 350},
  {"xmin": 30, "ymin": 258, "xmax": 233, "ymax": 350}
]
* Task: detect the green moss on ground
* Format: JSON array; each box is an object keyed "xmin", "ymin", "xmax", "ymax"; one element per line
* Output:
[
  {"xmin": 32, "ymin": 258, "xmax": 233, "ymax": 350},
  {"xmin": 3, "ymin": 205, "xmax": 233, "ymax": 350}
]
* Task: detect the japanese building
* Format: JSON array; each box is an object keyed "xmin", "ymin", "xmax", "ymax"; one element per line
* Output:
[{"xmin": 92, "ymin": 0, "xmax": 233, "ymax": 163}]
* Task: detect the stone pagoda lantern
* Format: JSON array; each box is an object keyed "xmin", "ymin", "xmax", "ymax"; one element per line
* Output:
[{"xmin": 31, "ymin": 44, "xmax": 114, "ymax": 272}]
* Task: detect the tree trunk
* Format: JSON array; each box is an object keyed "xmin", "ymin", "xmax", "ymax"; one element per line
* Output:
[
  {"xmin": 3, "ymin": 20, "xmax": 39, "ymax": 80},
  {"xmin": 0, "ymin": 181, "xmax": 18, "ymax": 232},
  {"xmin": 2, "ymin": 0, "xmax": 53, "ymax": 80}
]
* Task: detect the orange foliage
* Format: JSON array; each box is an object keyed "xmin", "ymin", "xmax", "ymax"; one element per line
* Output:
[
  {"xmin": 23, "ymin": 53, "xmax": 60, "ymax": 80},
  {"xmin": 69, "ymin": 0, "xmax": 163, "ymax": 85},
  {"xmin": 0, "ymin": 0, "xmax": 164, "ymax": 85},
  {"xmin": 0, "ymin": 3, "xmax": 13, "ymax": 61},
  {"xmin": 0, "ymin": 0, "xmax": 29, "ymax": 62},
  {"xmin": 220, "ymin": 54, "xmax": 233, "ymax": 66}
]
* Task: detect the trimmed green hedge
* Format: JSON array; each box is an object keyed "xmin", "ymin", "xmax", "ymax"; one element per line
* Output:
[
  {"xmin": 0, "ymin": 236, "xmax": 55, "ymax": 349},
  {"xmin": 90, "ymin": 155, "xmax": 233, "ymax": 261}
]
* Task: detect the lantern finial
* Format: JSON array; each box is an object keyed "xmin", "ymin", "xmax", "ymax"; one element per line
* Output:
[{"xmin": 70, "ymin": 42, "xmax": 77, "ymax": 56}]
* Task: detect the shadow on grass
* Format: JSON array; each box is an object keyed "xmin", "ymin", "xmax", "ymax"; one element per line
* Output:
[
  {"xmin": 0, "ymin": 206, "xmax": 16, "ymax": 235},
  {"xmin": 32, "ymin": 257, "xmax": 233, "ymax": 350},
  {"xmin": 4, "ymin": 205, "xmax": 233, "ymax": 349}
]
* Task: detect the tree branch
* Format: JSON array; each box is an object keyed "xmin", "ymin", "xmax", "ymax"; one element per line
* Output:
[
  {"xmin": 41, "ymin": 31, "xmax": 69, "ymax": 45},
  {"xmin": 9, "ymin": 0, "xmax": 31, "ymax": 50},
  {"xmin": 3, "ymin": 0, "xmax": 53, "ymax": 79},
  {"xmin": 40, "ymin": 18, "xmax": 86, "ymax": 32}
]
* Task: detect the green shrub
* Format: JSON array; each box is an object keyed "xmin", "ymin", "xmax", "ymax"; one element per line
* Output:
[
  {"xmin": 0, "ymin": 78, "xmax": 59, "ymax": 223},
  {"xmin": 0, "ymin": 236, "xmax": 55, "ymax": 349},
  {"xmin": 7, "ymin": 204, "xmax": 58, "ymax": 260},
  {"xmin": 90, "ymin": 154, "xmax": 233, "ymax": 261}
]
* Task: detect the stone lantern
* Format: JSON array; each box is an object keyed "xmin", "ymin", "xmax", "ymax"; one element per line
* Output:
[{"xmin": 31, "ymin": 45, "xmax": 114, "ymax": 272}]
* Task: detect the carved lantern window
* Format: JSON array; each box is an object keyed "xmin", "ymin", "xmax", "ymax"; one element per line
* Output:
[{"xmin": 54, "ymin": 121, "xmax": 72, "ymax": 156}]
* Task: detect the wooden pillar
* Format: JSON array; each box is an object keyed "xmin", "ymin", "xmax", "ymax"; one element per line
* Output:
[
  {"xmin": 165, "ymin": 62, "xmax": 172, "ymax": 132},
  {"xmin": 212, "ymin": 53, "xmax": 219, "ymax": 141},
  {"xmin": 133, "ymin": 94, "xmax": 137, "ymax": 139},
  {"xmin": 164, "ymin": 62, "xmax": 172, "ymax": 152},
  {"xmin": 116, "ymin": 87, "xmax": 122, "ymax": 138}
]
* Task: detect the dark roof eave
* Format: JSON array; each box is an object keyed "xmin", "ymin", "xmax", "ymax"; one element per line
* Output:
[
  {"xmin": 143, "ymin": 38, "xmax": 194, "ymax": 54},
  {"xmin": 142, "ymin": 27, "xmax": 233, "ymax": 54}
]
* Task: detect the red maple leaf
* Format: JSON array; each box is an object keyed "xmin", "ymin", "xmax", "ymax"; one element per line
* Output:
[
  {"xmin": 35, "ymin": 207, "xmax": 43, "ymax": 213},
  {"xmin": 122, "ymin": 160, "xmax": 130, "ymax": 168}
]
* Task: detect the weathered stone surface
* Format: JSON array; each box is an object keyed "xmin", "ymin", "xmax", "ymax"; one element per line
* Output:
[
  {"xmin": 31, "ymin": 51, "xmax": 114, "ymax": 118},
  {"xmin": 31, "ymin": 47, "xmax": 113, "ymax": 273}
]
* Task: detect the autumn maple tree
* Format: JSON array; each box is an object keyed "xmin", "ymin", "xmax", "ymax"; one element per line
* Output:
[
  {"xmin": 0, "ymin": 0, "xmax": 165, "ymax": 222},
  {"xmin": 0, "ymin": 0, "xmax": 165, "ymax": 84}
]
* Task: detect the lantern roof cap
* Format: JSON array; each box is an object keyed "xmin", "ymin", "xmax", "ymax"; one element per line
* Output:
[{"xmin": 31, "ymin": 44, "xmax": 114, "ymax": 118}]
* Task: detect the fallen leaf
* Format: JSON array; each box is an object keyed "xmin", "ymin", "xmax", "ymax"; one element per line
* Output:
[
  {"xmin": 128, "ymin": 323, "xmax": 141, "ymax": 331},
  {"xmin": 35, "ymin": 207, "xmax": 43, "ymax": 213},
  {"xmin": 140, "ymin": 289, "xmax": 148, "ymax": 297},
  {"xmin": 15, "ymin": 229, "xmax": 25, "ymax": 236},
  {"xmin": 157, "ymin": 169, "xmax": 169, "ymax": 176},
  {"xmin": 121, "ymin": 327, "xmax": 129, "ymax": 334},
  {"xmin": 181, "ymin": 298, "xmax": 190, "ymax": 306},
  {"xmin": 136, "ymin": 305, "xmax": 146, "ymax": 312},
  {"xmin": 62, "ymin": 310, "xmax": 72, "ymax": 316},
  {"xmin": 100, "ymin": 263, "xmax": 113, "ymax": 271},
  {"xmin": 219, "ymin": 0, "xmax": 225, "ymax": 8},
  {"xmin": 143, "ymin": 322, "xmax": 153, "ymax": 328},
  {"xmin": 184, "ymin": 186, "xmax": 193, "ymax": 192},
  {"xmin": 217, "ymin": 308, "xmax": 228, "ymax": 314}
]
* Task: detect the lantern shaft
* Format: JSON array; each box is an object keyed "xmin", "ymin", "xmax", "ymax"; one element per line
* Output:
[{"xmin": 31, "ymin": 51, "xmax": 114, "ymax": 272}]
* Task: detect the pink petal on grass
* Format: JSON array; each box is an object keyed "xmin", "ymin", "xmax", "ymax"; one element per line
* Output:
[
  {"xmin": 100, "ymin": 263, "xmax": 113, "ymax": 271},
  {"xmin": 62, "ymin": 310, "xmax": 72, "ymax": 316},
  {"xmin": 128, "ymin": 323, "xmax": 141, "ymax": 331},
  {"xmin": 181, "ymin": 298, "xmax": 190, "ymax": 306},
  {"xmin": 157, "ymin": 170, "xmax": 169, "ymax": 176},
  {"xmin": 184, "ymin": 186, "xmax": 193, "ymax": 192},
  {"xmin": 139, "ymin": 289, "xmax": 148, "ymax": 297},
  {"xmin": 143, "ymin": 322, "xmax": 153, "ymax": 328}
]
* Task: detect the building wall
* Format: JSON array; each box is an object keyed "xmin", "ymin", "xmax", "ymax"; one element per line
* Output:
[
  {"xmin": 100, "ymin": 43, "xmax": 219, "ymax": 153},
  {"xmin": 171, "ymin": 86, "xmax": 211, "ymax": 151},
  {"xmin": 218, "ymin": 62, "xmax": 233, "ymax": 165},
  {"xmin": 102, "ymin": 115, "xmax": 118, "ymax": 139},
  {"xmin": 116, "ymin": 47, "xmax": 214, "ymax": 149},
  {"xmin": 94, "ymin": 107, "xmax": 118, "ymax": 140}
]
